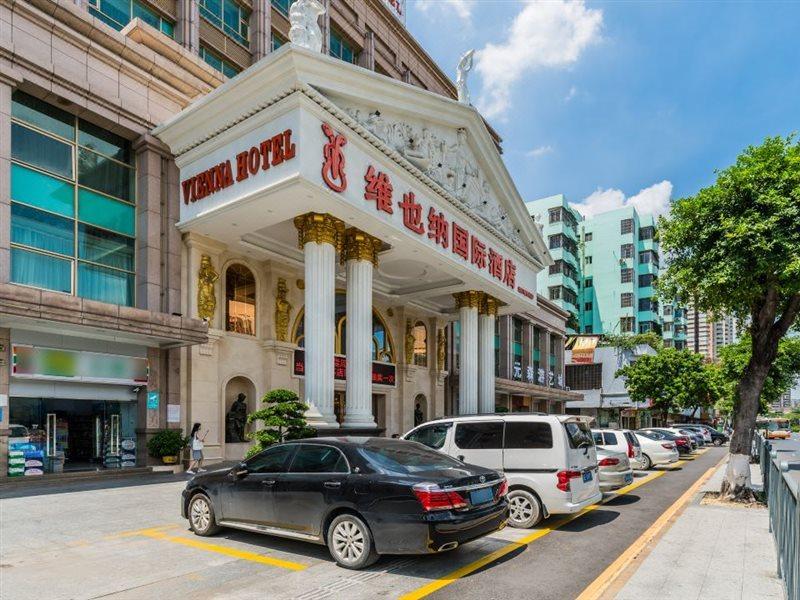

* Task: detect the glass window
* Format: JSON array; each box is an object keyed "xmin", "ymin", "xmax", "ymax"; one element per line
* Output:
[
  {"xmin": 271, "ymin": 31, "xmax": 286, "ymax": 51},
  {"xmin": 225, "ymin": 264, "xmax": 256, "ymax": 335},
  {"xmin": 78, "ymin": 262, "xmax": 134, "ymax": 305},
  {"xmin": 621, "ymin": 268, "xmax": 633, "ymax": 284},
  {"xmin": 78, "ymin": 224, "xmax": 135, "ymax": 271},
  {"xmin": 548, "ymin": 207, "xmax": 562, "ymax": 223},
  {"xmin": 639, "ymin": 273, "xmax": 656, "ymax": 288},
  {"xmin": 79, "ymin": 120, "xmax": 130, "ymax": 163},
  {"xmin": 11, "ymin": 203, "xmax": 74, "ymax": 257},
  {"xmin": 412, "ymin": 321, "xmax": 427, "ymax": 366},
  {"xmin": 199, "ymin": 0, "xmax": 249, "ymax": 44},
  {"xmin": 78, "ymin": 189, "xmax": 135, "ymax": 236},
  {"xmin": 78, "ymin": 148, "xmax": 134, "ymax": 202},
  {"xmin": 11, "ymin": 164, "xmax": 74, "ymax": 217},
  {"xmin": 329, "ymin": 29, "xmax": 357, "ymax": 63},
  {"xmin": 603, "ymin": 432, "xmax": 618, "ymax": 445},
  {"xmin": 620, "ymin": 218, "xmax": 634, "ymax": 235},
  {"xmin": 620, "ymin": 316, "xmax": 636, "ymax": 333},
  {"xmin": 246, "ymin": 445, "xmax": 295, "ymax": 473},
  {"xmin": 358, "ymin": 441, "xmax": 464, "ymax": 474},
  {"xmin": 549, "ymin": 286, "xmax": 561, "ymax": 301},
  {"xmin": 289, "ymin": 445, "xmax": 348, "ymax": 473},
  {"xmin": 620, "ymin": 243, "xmax": 634, "ymax": 259},
  {"xmin": 272, "ymin": 0, "xmax": 290, "ymax": 15},
  {"xmin": 11, "ymin": 247, "xmax": 72, "ymax": 293},
  {"xmin": 621, "ymin": 292, "xmax": 633, "ymax": 308},
  {"xmin": 564, "ymin": 421, "xmax": 594, "ymax": 448},
  {"xmin": 504, "ymin": 422, "xmax": 553, "ymax": 449},
  {"xmin": 406, "ymin": 423, "xmax": 451, "ymax": 450},
  {"xmin": 200, "ymin": 45, "xmax": 241, "ymax": 78},
  {"xmin": 11, "ymin": 91, "xmax": 75, "ymax": 140},
  {"xmin": 592, "ymin": 431, "xmax": 603, "ymax": 445},
  {"xmin": 11, "ymin": 123, "xmax": 73, "ymax": 178},
  {"xmin": 584, "ymin": 232, "xmax": 593, "ymax": 241},
  {"xmin": 584, "ymin": 302, "xmax": 592, "ymax": 311},
  {"xmin": 549, "ymin": 234, "xmax": 563, "ymax": 249},
  {"xmin": 584, "ymin": 278, "xmax": 593, "ymax": 288},
  {"xmin": 639, "ymin": 226, "xmax": 655, "ymax": 240},
  {"xmin": 89, "ymin": 0, "xmax": 174, "ymax": 36},
  {"xmin": 585, "ymin": 256, "xmax": 592, "ymax": 264},
  {"xmin": 454, "ymin": 422, "xmax": 503, "ymax": 450}
]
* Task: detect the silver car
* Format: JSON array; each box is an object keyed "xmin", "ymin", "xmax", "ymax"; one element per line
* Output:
[{"xmin": 596, "ymin": 448, "xmax": 634, "ymax": 491}]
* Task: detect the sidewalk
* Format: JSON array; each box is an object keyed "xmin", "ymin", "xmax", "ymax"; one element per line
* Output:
[{"xmin": 613, "ymin": 460, "xmax": 783, "ymax": 600}]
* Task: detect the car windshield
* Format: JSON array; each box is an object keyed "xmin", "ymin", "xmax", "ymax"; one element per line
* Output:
[
  {"xmin": 357, "ymin": 442, "xmax": 465, "ymax": 475},
  {"xmin": 564, "ymin": 421, "xmax": 594, "ymax": 449},
  {"xmin": 767, "ymin": 421, "xmax": 789, "ymax": 431}
]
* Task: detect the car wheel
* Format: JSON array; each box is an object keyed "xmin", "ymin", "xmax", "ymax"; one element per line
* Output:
[
  {"xmin": 507, "ymin": 489, "xmax": 542, "ymax": 528},
  {"xmin": 641, "ymin": 454, "xmax": 652, "ymax": 470},
  {"xmin": 188, "ymin": 493, "xmax": 221, "ymax": 536},
  {"xmin": 327, "ymin": 514, "xmax": 379, "ymax": 570},
  {"xmin": 713, "ymin": 438, "xmax": 723, "ymax": 446}
]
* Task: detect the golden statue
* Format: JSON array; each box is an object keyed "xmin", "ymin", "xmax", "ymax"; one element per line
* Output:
[
  {"xmin": 405, "ymin": 319, "xmax": 415, "ymax": 364},
  {"xmin": 197, "ymin": 255, "xmax": 218, "ymax": 322},
  {"xmin": 437, "ymin": 328, "xmax": 446, "ymax": 371},
  {"xmin": 274, "ymin": 278, "xmax": 292, "ymax": 342}
]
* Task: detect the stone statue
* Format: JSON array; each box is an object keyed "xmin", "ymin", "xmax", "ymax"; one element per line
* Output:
[
  {"xmin": 226, "ymin": 393, "xmax": 248, "ymax": 443},
  {"xmin": 274, "ymin": 278, "xmax": 292, "ymax": 342},
  {"xmin": 456, "ymin": 49, "xmax": 475, "ymax": 104},
  {"xmin": 414, "ymin": 403, "xmax": 424, "ymax": 427},
  {"xmin": 405, "ymin": 319, "xmax": 414, "ymax": 364},
  {"xmin": 288, "ymin": 0, "xmax": 325, "ymax": 53},
  {"xmin": 437, "ymin": 328, "xmax": 446, "ymax": 371},
  {"xmin": 197, "ymin": 255, "xmax": 218, "ymax": 322}
]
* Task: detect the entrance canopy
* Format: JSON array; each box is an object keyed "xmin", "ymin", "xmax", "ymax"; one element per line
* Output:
[{"xmin": 154, "ymin": 46, "xmax": 550, "ymax": 315}]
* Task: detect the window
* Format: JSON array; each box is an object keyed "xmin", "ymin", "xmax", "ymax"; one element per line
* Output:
[
  {"xmin": 247, "ymin": 445, "xmax": 295, "ymax": 473},
  {"xmin": 412, "ymin": 321, "xmax": 427, "ymax": 366},
  {"xmin": 584, "ymin": 325, "xmax": 592, "ymax": 333},
  {"xmin": 584, "ymin": 232, "xmax": 593, "ymax": 242},
  {"xmin": 548, "ymin": 207, "xmax": 562, "ymax": 223},
  {"xmin": 357, "ymin": 443, "xmax": 463, "ymax": 474},
  {"xmin": 621, "ymin": 268, "xmax": 633, "ymax": 284},
  {"xmin": 88, "ymin": 0, "xmax": 174, "ymax": 36},
  {"xmin": 226, "ymin": 264, "xmax": 255, "ymax": 335},
  {"xmin": 663, "ymin": 339, "xmax": 673, "ymax": 348},
  {"xmin": 271, "ymin": 31, "xmax": 286, "ymax": 51},
  {"xmin": 639, "ymin": 321, "xmax": 653, "ymax": 333},
  {"xmin": 563, "ymin": 288, "xmax": 577, "ymax": 306},
  {"xmin": 603, "ymin": 432, "xmax": 619, "ymax": 445},
  {"xmin": 549, "ymin": 260, "xmax": 562, "ymax": 275},
  {"xmin": 10, "ymin": 92, "xmax": 135, "ymax": 305},
  {"xmin": 639, "ymin": 250, "xmax": 652, "ymax": 264},
  {"xmin": 664, "ymin": 322, "xmax": 673, "ymax": 332},
  {"xmin": 548, "ymin": 234, "xmax": 562, "ymax": 250},
  {"xmin": 620, "ymin": 243, "xmax": 634, "ymax": 259},
  {"xmin": 549, "ymin": 286, "xmax": 562, "ymax": 301},
  {"xmin": 505, "ymin": 422, "xmax": 553, "ymax": 449},
  {"xmin": 454, "ymin": 422, "xmax": 503, "ymax": 449},
  {"xmin": 199, "ymin": 45, "xmax": 241, "ymax": 78},
  {"xmin": 329, "ymin": 28, "xmax": 357, "ymax": 63},
  {"xmin": 584, "ymin": 302, "xmax": 593, "ymax": 311},
  {"xmin": 592, "ymin": 431, "xmax": 603, "ymax": 445},
  {"xmin": 639, "ymin": 226, "xmax": 655, "ymax": 240},
  {"xmin": 564, "ymin": 421, "xmax": 594, "ymax": 449},
  {"xmin": 663, "ymin": 305, "xmax": 673, "ymax": 316},
  {"xmin": 512, "ymin": 317, "xmax": 524, "ymax": 373},
  {"xmin": 675, "ymin": 340, "xmax": 686, "ymax": 350},
  {"xmin": 199, "ymin": 0, "xmax": 249, "ymax": 45},
  {"xmin": 584, "ymin": 278, "xmax": 593, "ymax": 288},
  {"xmin": 639, "ymin": 273, "xmax": 656, "ymax": 288},
  {"xmin": 565, "ymin": 363, "xmax": 602, "ymax": 390},
  {"xmin": 548, "ymin": 233, "xmax": 577, "ymax": 254},
  {"xmin": 639, "ymin": 297, "xmax": 654, "ymax": 311},
  {"xmin": 621, "ymin": 292, "xmax": 633, "ymax": 308},
  {"xmin": 585, "ymin": 256, "xmax": 592, "ymax": 264},
  {"xmin": 288, "ymin": 444, "xmax": 348, "ymax": 473},
  {"xmin": 620, "ymin": 218, "xmax": 634, "ymax": 235},
  {"xmin": 406, "ymin": 423, "xmax": 451, "ymax": 450},
  {"xmin": 271, "ymin": 0, "xmax": 290, "ymax": 15},
  {"xmin": 620, "ymin": 316, "xmax": 636, "ymax": 333}
]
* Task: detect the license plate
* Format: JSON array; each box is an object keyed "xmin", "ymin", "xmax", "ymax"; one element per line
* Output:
[
  {"xmin": 624, "ymin": 473, "xmax": 633, "ymax": 484},
  {"xmin": 582, "ymin": 471, "xmax": 593, "ymax": 483},
  {"xmin": 470, "ymin": 487, "xmax": 494, "ymax": 505}
]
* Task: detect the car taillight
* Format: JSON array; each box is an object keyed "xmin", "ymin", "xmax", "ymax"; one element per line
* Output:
[
  {"xmin": 676, "ymin": 438, "xmax": 688, "ymax": 446},
  {"xmin": 413, "ymin": 484, "xmax": 467, "ymax": 512},
  {"xmin": 598, "ymin": 457, "xmax": 620, "ymax": 466},
  {"xmin": 662, "ymin": 443, "xmax": 675, "ymax": 449},
  {"xmin": 556, "ymin": 470, "xmax": 581, "ymax": 492},
  {"xmin": 495, "ymin": 478, "xmax": 508, "ymax": 499},
  {"xmin": 627, "ymin": 443, "xmax": 635, "ymax": 458}
]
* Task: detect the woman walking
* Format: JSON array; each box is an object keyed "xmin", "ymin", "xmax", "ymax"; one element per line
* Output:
[{"xmin": 187, "ymin": 422, "xmax": 207, "ymax": 474}]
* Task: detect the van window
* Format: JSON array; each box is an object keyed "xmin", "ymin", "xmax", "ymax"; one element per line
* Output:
[
  {"xmin": 454, "ymin": 422, "xmax": 503, "ymax": 450},
  {"xmin": 592, "ymin": 431, "xmax": 603, "ymax": 445},
  {"xmin": 564, "ymin": 421, "xmax": 594, "ymax": 449},
  {"xmin": 406, "ymin": 423, "xmax": 451, "ymax": 450},
  {"xmin": 505, "ymin": 422, "xmax": 553, "ymax": 449},
  {"xmin": 603, "ymin": 432, "xmax": 618, "ymax": 445}
]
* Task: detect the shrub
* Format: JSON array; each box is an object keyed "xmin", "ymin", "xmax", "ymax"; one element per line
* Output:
[
  {"xmin": 146, "ymin": 429, "xmax": 189, "ymax": 457},
  {"xmin": 246, "ymin": 388, "xmax": 316, "ymax": 457}
]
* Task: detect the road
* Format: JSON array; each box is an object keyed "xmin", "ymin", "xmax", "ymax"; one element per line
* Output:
[{"xmin": 0, "ymin": 447, "xmax": 725, "ymax": 600}]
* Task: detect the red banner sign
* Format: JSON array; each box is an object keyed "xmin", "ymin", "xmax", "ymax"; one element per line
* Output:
[{"xmin": 292, "ymin": 349, "xmax": 396, "ymax": 386}]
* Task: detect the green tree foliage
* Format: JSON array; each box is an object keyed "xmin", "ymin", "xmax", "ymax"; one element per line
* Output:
[
  {"xmin": 616, "ymin": 348, "xmax": 725, "ymax": 416},
  {"xmin": 600, "ymin": 332, "xmax": 662, "ymax": 352},
  {"xmin": 245, "ymin": 388, "xmax": 316, "ymax": 458}
]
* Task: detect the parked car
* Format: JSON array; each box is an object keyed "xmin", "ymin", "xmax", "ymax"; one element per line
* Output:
[
  {"xmin": 637, "ymin": 428, "xmax": 693, "ymax": 455},
  {"xmin": 650, "ymin": 427, "xmax": 701, "ymax": 449},
  {"xmin": 674, "ymin": 428, "xmax": 705, "ymax": 447},
  {"xmin": 591, "ymin": 429, "xmax": 646, "ymax": 470},
  {"xmin": 675, "ymin": 424, "xmax": 729, "ymax": 446},
  {"xmin": 672, "ymin": 424, "xmax": 712, "ymax": 444},
  {"xmin": 181, "ymin": 438, "xmax": 508, "ymax": 569},
  {"xmin": 633, "ymin": 431, "xmax": 680, "ymax": 468},
  {"xmin": 596, "ymin": 448, "xmax": 634, "ymax": 491},
  {"xmin": 403, "ymin": 414, "xmax": 602, "ymax": 528}
]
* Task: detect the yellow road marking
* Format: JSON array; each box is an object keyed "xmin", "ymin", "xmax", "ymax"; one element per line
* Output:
[
  {"xmin": 399, "ymin": 471, "xmax": 664, "ymax": 600},
  {"xmin": 138, "ymin": 529, "xmax": 308, "ymax": 571},
  {"xmin": 574, "ymin": 456, "xmax": 725, "ymax": 600},
  {"xmin": 106, "ymin": 524, "xmax": 179, "ymax": 540}
]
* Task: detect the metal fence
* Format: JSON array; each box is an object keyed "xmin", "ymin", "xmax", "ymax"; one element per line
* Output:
[{"xmin": 757, "ymin": 432, "xmax": 800, "ymax": 600}]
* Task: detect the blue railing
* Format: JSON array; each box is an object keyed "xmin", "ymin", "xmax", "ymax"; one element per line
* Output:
[{"xmin": 757, "ymin": 432, "xmax": 800, "ymax": 600}]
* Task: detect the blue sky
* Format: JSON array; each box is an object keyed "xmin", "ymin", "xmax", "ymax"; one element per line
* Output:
[{"xmin": 406, "ymin": 0, "xmax": 800, "ymax": 216}]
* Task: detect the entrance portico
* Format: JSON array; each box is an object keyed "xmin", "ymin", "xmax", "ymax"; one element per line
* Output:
[{"xmin": 154, "ymin": 45, "xmax": 550, "ymax": 446}]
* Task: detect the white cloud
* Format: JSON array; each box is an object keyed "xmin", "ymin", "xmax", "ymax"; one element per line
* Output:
[
  {"xmin": 526, "ymin": 144, "xmax": 554, "ymax": 158},
  {"xmin": 475, "ymin": 0, "xmax": 602, "ymax": 120},
  {"xmin": 416, "ymin": 0, "xmax": 472, "ymax": 24},
  {"xmin": 571, "ymin": 181, "xmax": 674, "ymax": 218},
  {"xmin": 564, "ymin": 85, "xmax": 578, "ymax": 102}
]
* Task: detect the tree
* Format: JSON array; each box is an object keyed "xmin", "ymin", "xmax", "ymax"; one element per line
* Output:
[
  {"xmin": 600, "ymin": 332, "xmax": 662, "ymax": 352},
  {"xmin": 616, "ymin": 348, "xmax": 724, "ymax": 417},
  {"xmin": 658, "ymin": 135, "xmax": 800, "ymax": 500},
  {"xmin": 245, "ymin": 388, "xmax": 316, "ymax": 458}
]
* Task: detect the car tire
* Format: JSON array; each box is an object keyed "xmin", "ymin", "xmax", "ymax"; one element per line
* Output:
[
  {"xmin": 641, "ymin": 453, "xmax": 652, "ymax": 470},
  {"xmin": 327, "ymin": 513, "xmax": 379, "ymax": 570},
  {"xmin": 507, "ymin": 489, "xmax": 543, "ymax": 528},
  {"xmin": 713, "ymin": 438, "xmax": 723, "ymax": 446},
  {"xmin": 188, "ymin": 493, "xmax": 221, "ymax": 536}
]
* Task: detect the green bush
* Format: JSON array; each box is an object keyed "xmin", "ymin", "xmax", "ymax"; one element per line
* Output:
[
  {"xmin": 246, "ymin": 388, "xmax": 316, "ymax": 457},
  {"xmin": 146, "ymin": 429, "xmax": 189, "ymax": 457}
]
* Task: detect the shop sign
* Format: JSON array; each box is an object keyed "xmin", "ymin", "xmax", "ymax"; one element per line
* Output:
[
  {"xmin": 12, "ymin": 345, "xmax": 148, "ymax": 386},
  {"xmin": 146, "ymin": 391, "xmax": 160, "ymax": 410},
  {"xmin": 571, "ymin": 336, "xmax": 599, "ymax": 364},
  {"xmin": 537, "ymin": 367, "xmax": 546, "ymax": 385},
  {"xmin": 167, "ymin": 404, "xmax": 181, "ymax": 423},
  {"xmin": 525, "ymin": 365, "xmax": 534, "ymax": 383},
  {"xmin": 292, "ymin": 349, "xmax": 396, "ymax": 387},
  {"xmin": 512, "ymin": 362, "xmax": 522, "ymax": 380}
]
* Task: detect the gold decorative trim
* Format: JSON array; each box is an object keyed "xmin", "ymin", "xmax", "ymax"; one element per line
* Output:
[
  {"xmin": 481, "ymin": 295, "xmax": 500, "ymax": 316},
  {"xmin": 274, "ymin": 278, "xmax": 292, "ymax": 342},
  {"xmin": 453, "ymin": 290, "xmax": 484, "ymax": 310},
  {"xmin": 296, "ymin": 279, "xmax": 305, "ymax": 290},
  {"xmin": 437, "ymin": 327, "xmax": 446, "ymax": 372},
  {"xmin": 197, "ymin": 255, "xmax": 218, "ymax": 322},
  {"xmin": 293, "ymin": 213, "xmax": 345, "ymax": 251},
  {"xmin": 341, "ymin": 228, "xmax": 382, "ymax": 266}
]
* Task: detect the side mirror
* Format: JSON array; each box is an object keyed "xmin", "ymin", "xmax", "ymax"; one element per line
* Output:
[{"xmin": 230, "ymin": 461, "xmax": 249, "ymax": 479}]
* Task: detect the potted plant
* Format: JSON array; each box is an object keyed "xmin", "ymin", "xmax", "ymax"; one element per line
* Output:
[{"xmin": 146, "ymin": 429, "xmax": 188, "ymax": 464}]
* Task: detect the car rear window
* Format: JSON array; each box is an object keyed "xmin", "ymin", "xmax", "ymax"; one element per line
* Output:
[
  {"xmin": 564, "ymin": 421, "xmax": 594, "ymax": 449},
  {"xmin": 623, "ymin": 432, "xmax": 640, "ymax": 447},
  {"xmin": 603, "ymin": 432, "xmax": 618, "ymax": 445},
  {"xmin": 289, "ymin": 445, "xmax": 348, "ymax": 473},
  {"xmin": 358, "ymin": 442, "xmax": 465, "ymax": 474},
  {"xmin": 504, "ymin": 422, "xmax": 553, "ymax": 449},
  {"xmin": 406, "ymin": 423, "xmax": 451, "ymax": 449},
  {"xmin": 454, "ymin": 422, "xmax": 503, "ymax": 450}
]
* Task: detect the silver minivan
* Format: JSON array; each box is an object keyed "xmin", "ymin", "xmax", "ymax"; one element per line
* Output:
[{"xmin": 403, "ymin": 414, "xmax": 602, "ymax": 528}]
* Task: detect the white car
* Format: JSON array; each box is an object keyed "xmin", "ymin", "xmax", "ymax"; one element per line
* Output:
[
  {"xmin": 672, "ymin": 424, "xmax": 712, "ymax": 444},
  {"xmin": 633, "ymin": 431, "xmax": 680, "ymax": 469},
  {"xmin": 592, "ymin": 429, "xmax": 646, "ymax": 470},
  {"xmin": 403, "ymin": 414, "xmax": 602, "ymax": 529}
]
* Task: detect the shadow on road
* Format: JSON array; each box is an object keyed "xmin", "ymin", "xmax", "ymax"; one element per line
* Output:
[
  {"xmin": 557, "ymin": 509, "xmax": 620, "ymax": 532},
  {"xmin": 604, "ymin": 494, "xmax": 642, "ymax": 507}
]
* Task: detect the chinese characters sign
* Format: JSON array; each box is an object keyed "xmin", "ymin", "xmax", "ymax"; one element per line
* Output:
[{"xmin": 292, "ymin": 349, "xmax": 396, "ymax": 387}]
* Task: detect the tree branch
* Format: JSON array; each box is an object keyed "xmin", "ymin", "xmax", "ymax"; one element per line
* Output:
[{"xmin": 770, "ymin": 292, "xmax": 800, "ymax": 344}]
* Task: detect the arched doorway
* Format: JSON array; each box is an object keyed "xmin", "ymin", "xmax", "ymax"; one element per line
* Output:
[
  {"xmin": 224, "ymin": 376, "xmax": 256, "ymax": 444},
  {"xmin": 414, "ymin": 394, "xmax": 427, "ymax": 427}
]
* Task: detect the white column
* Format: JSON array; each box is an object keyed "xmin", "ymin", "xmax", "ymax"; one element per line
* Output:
[
  {"xmin": 478, "ymin": 297, "xmax": 497, "ymax": 414},
  {"xmin": 343, "ymin": 229, "xmax": 380, "ymax": 428},
  {"xmin": 455, "ymin": 291, "xmax": 480, "ymax": 415},
  {"xmin": 295, "ymin": 213, "xmax": 343, "ymax": 429}
]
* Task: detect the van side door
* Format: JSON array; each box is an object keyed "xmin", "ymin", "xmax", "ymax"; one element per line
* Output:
[
  {"xmin": 452, "ymin": 421, "xmax": 503, "ymax": 470},
  {"xmin": 502, "ymin": 421, "xmax": 555, "ymax": 472}
]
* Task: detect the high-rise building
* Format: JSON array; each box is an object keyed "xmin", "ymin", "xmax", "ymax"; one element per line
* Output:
[{"xmin": 685, "ymin": 306, "xmax": 739, "ymax": 361}]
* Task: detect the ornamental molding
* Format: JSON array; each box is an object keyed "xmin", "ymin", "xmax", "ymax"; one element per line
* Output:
[
  {"xmin": 342, "ymin": 228, "xmax": 382, "ymax": 266},
  {"xmin": 453, "ymin": 290, "xmax": 484, "ymax": 310},
  {"xmin": 481, "ymin": 295, "xmax": 500, "ymax": 316},
  {"xmin": 294, "ymin": 212, "xmax": 345, "ymax": 250}
]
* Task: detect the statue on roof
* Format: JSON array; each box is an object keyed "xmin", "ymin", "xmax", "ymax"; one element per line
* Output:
[
  {"xmin": 456, "ymin": 49, "xmax": 475, "ymax": 105},
  {"xmin": 289, "ymin": 0, "xmax": 325, "ymax": 53}
]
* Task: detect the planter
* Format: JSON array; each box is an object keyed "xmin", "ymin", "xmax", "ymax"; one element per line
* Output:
[{"xmin": 162, "ymin": 455, "xmax": 178, "ymax": 464}]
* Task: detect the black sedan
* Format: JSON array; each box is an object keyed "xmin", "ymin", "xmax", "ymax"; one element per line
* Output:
[{"xmin": 181, "ymin": 437, "xmax": 508, "ymax": 569}]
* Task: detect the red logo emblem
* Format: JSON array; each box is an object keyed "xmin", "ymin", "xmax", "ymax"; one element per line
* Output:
[{"xmin": 321, "ymin": 123, "xmax": 347, "ymax": 192}]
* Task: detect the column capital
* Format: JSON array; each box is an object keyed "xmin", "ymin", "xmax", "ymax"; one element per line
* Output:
[
  {"xmin": 453, "ymin": 290, "xmax": 484, "ymax": 310},
  {"xmin": 294, "ymin": 213, "xmax": 345, "ymax": 251},
  {"xmin": 341, "ymin": 228, "xmax": 382, "ymax": 266},
  {"xmin": 480, "ymin": 295, "xmax": 501, "ymax": 316}
]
